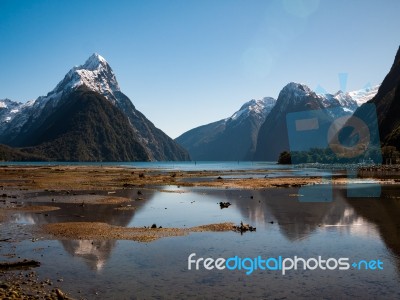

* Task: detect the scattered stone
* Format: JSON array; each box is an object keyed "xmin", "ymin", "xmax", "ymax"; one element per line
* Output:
[
  {"xmin": 151, "ymin": 224, "xmax": 157, "ymax": 229},
  {"xmin": 54, "ymin": 288, "xmax": 69, "ymax": 299},
  {"xmin": 137, "ymin": 190, "xmax": 143, "ymax": 195},
  {"xmin": 219, "ymin": 201, "xmax": 231, "ymax": 209},
  {"xmin": 233, "ymin": 221, "xmax": 256, "ymax": 233},
  {"xmin": 217, "ymin": 176, "xmax": 223, "ymax": 180}
]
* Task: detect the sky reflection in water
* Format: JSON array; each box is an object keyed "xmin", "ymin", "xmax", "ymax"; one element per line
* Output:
[{"xmin": 4, "ymin": 184, "xmax": 400, "ymax": 299}]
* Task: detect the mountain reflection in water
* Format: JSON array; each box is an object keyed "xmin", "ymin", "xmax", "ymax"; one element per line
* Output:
[{"xmin": 11, "ymin": 185, "xmax": 400, "ymax": 277}]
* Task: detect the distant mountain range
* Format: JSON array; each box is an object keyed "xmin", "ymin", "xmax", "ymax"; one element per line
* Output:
[
  {"xmin": 1, "ymin": 46, "xmax": 397, "ymax": 163},
  {"xmin": 254, "ymin": 83, "xmax": 379, "ymax": 161},
  {"xmin": 177, "ymin": 82, "xmax": 378, "ymax": 161},
  {"xmin": 0, "ymin": 54, "xmax": 189, "ymax": 161},
  {"xmin": 176, "ymin": 98, "xmax": 276, "ymax": 160}
]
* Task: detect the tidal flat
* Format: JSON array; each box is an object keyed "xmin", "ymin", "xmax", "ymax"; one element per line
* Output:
[{"xmin": 1, "ymin": 165, "xmax": 400, "ymax": 299}]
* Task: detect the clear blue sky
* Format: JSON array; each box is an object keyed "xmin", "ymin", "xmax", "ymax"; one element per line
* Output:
[{"xmin": 0, "ymin": 0, "xmax": 399, "ymax": 138}]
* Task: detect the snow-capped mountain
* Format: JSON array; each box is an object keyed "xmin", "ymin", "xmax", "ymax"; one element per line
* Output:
[
  {"xmin": 273, "ymin": 82, "xmax": 319, "ymax": 113},
  {"xmin": 254, "ymin": 82, "xmax": 343, "ymax": 160},
  {"xmin": 0, "ymin": 99, "xmax": 22, "ymax": 126},
  {"xmin": 176, "ymin": 97, "xmax": 276, "ymax": 160},
  {"xmin": 1, "ymin": 54, "xmax": 120, "ymax": 137},
  {"xmin": 177, "ymin": 80, "xmax": 377, "ymax": 162},
  {"xmin": 318, "ymin": 85, "xmax": 379, "ymax": 111},
  {"xmin": 254, "ymin": 81, "xmax": 381, "ymax": 161},
  {"xmin": 322, "ymin": 91, "xmax": 357, "ymax": 112},
  {"xmin": 0, "ymin": 54, "xmax": 189, "ymax": 161},
  {"xmin": 348, "ymin": 85, "xmax": 380, "ymax": 106},
  {"xmin": 230, "ymin": 97, "xmax": 276, "ymax": 122},
  {"xmin": 52, "ymin": 53, "xmax": 120, "ymax": 101}
]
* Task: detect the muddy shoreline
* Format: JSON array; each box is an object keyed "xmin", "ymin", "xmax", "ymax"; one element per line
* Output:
[
  {"xmin": 0, "ymin": 165, "xmax": 395, "ymax": 241},
  {"xmin": 0, "ymin": 165, "xmax": 393, "ymax": 191}
]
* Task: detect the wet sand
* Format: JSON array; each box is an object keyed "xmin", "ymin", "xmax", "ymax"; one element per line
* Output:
[
  {"xmin": 0, "ymin": 165, "xmax": 392, "ymax": 191},
  {"xmin": 0, "ymin": 165, "xmax": 394, "ymax": 241},
  {"xmin": 42, "ymin": 222, "xmax": 235, "ymax": 242}
]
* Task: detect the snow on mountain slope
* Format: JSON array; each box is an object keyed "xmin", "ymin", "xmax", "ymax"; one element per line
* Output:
[
  {"xmin": 348, "ymin": 85, "xmax": 380, "ymax": 105},
  {"xmin": 317, "ymin": 85, "xmax": 380, "ymax": 112},
  {"xmin": 0, "ymin": 99, "xmax": 23, "ymax": 133},
  {"xmin": 0, "ymin": 54, "xmax": 189, "ymax": 161},
  {"xmin": 52, "ymin": 53, "xmax": 120, "ymax": 100},
  {"xmin": 0, "ymin": 54, "xmax": 123, "ymax": 138},
  {"xmin": 230, "ymin": 97, "xmax": 276, "ymax": 123}
]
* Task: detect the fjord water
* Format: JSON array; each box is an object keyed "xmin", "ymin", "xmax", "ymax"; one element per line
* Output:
[
  {"xmin": 4, "ymin": 184, "xmax": 400, "ymax": 299},
  {"xmin": 0, "ymin": 161, "xmax": 277, "ymax": 171}
]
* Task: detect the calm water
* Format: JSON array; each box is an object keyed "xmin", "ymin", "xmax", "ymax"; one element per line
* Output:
[
  {"xmin": 0, "ymin": 161, "xmax": 339, "ymax": 180},
  {"xmin": 2, "ymin": 184, "xmax": 400, "ymax": 299},
  {"xmin": 0, "ymin": 161, "xmax": 279, "ymax": 171}
]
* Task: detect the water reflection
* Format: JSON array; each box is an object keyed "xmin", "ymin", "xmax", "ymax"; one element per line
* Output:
[
  {"xmin": 345, "ymin": 185, "xmax": 400, "ymax": 268},
  {"xmin": 9, "ymin": 189, "xmax": 153, "ymax": 270},
  {"xmin": 9, "ymin": 185, "xmax": 400, "ymax": 276},
  {"xmin": 230, "ymin": 186, "xmax": 378, "ymax": 241},
  {"xmin": 60, "ymin": 240, "xmax": 115, "ymax": 271}
]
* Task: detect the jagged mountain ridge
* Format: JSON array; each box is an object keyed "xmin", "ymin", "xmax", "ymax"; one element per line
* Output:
[
  {"xmin": 0, "ymin": 54, "xmax": 189, "ymax": 161},
  {"xmin": 348, "ymin": 85, "xmax": 380, "ymax": 106},
  {"xmin": 253, "ymin": 82, "xmax": 378, "ymax": 161},
  {"xmin": 176, "ymin": 82, "xmax": 378, "ymax": 161}
]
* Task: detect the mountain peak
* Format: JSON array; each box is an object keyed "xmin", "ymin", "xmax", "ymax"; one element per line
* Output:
[
  {"xmin": 277, "ymin": 82, "xmax": 315, "ymax": 107},
  {"xmin": 82, "ymin": 53, "xmax": 108, "ymax": 71},
  {"xmin": 50, "ymin": 53, "xmax": 120, "ymax": 99},
  {"xmin": 230, "ymin": 97, "xmax": 276, "ymax": 122},
  {"xmin": 281, "ymin": 82, "xmax": 313, "ymax": 95},
  {"xmin": 238, "ymin": 97, "xmax": 276, "ymax": 111}
]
